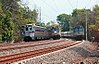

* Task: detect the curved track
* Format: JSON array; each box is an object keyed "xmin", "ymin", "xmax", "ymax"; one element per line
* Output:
[
  {"xmin": 0, "ymin": 39, "xmax": 65, "ymax": 52},
  {"xmin": 0, "ymin": 40, "xmax": 54, "ymax": 48},
  {"xmin": 0, "ymin": 41, "xmax": 81, "ymax": 64}
]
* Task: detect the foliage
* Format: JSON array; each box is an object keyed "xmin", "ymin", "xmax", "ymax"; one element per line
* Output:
[
  {"xmin": 57, "ymin": 13, "xmax": 72, "ymax": 31},
  {"xmin": 89, "ymin": 5, "xmax": 99, "ymax": 31},
  {"xmin": 0, "ymin": 0, "xmax": 98, "ymax": 42},
  {"xmin": 72, "ymin": 5, "xmax": 99, "ymax": 40},
  {"xmin": 0, "ymin": 0, "xmax": 38, "ymax": 43},
  {"xmin": 93, "ymin": 5, "xmax": 99, "ymax": 22},
  {"xmin": 72, "ymin": 9, "xmax": 92, "ymax": 26},
  {"xmin": 0, "ymin": 0, "xmax": 3, "ymax": 34},
  {"xmin": 72, "ymin": 8, "xmax": 95, "ymax": 39},
  {"xmin": 46, "ymin": 21, "xmax": 59, "ymax": 32},
  {"xmin": 2, "ymin": 11, "xmax": 14, "ymax": 43}
]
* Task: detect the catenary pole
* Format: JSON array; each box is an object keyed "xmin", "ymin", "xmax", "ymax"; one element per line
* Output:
[{"xmin": 85, "ymin": 10, "xmax": 88, "ymax": 40}]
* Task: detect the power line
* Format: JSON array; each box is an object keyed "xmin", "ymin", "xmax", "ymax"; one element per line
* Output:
[
  {"xmin": 85, "ymin": 0, "xmax": 92, "ymax": 9},
  {"xmin": 52, "ymin": 0, "xmax": 60, "ymax": 13},
  {"xmin": 63, "ymin": 0, "xmax": 71, "ymax": 14},
  {"xmin": 41, "ymin": 0, "xmax": 59, "ymax": 13},
  {"xmin": 76, "ymin": 0, "xmax": 78, "ymax": 8},
  {"xmin": 40, "ymin": 0, "xmax": 65, "ymax": 24},
  {"xmin": 30, "ymin": 0, "xmax": 57, "ymax": 23},
  {"xmin": 42, "ymin": 14, "xmax": 53, "ymax": 20},
  {"xmin": 95, "ymin": 0, "xmax": 99, "ymax": 5},
  {"xmin": 66, "ymin": 0, "xmax": 74, "ymax": 9}
]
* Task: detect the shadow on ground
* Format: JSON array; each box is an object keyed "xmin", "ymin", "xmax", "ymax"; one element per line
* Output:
[{"xmin": 69, "ymin": 47, "xmax": 99, "ymax": 57}]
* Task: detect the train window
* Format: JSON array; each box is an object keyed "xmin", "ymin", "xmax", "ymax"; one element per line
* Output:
[
  {"xmin": 26, "ymin": 27, "xmax": 28, "ymax": 31},
  {"xmin": 79, "ymin": 28, "xmax": 83, "ymax": 32},
  {"xmin": 74, "ymin": 28, "xmax": 79, "ymax": 32},
  {"xmin": 28, "ymin": 25, "xmax": 32, "ymax": 28},
  {"xmin": 21, "ymin": 29, "xmax": 24, "ymax": 31},
  {"xmin": 30, "ymin": 28, "xmax": 32, "ymax": 30}
]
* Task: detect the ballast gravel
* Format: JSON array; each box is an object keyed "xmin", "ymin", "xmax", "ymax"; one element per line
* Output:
[{"xmin": 14, "ymin": 40, "xmax": 99, "ymax": 64}]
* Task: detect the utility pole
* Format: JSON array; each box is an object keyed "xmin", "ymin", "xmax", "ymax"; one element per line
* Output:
[
  {"xmin": 85, "ymin": 10, "xmax": 88, "ymax": 41},
  {"xmin": 40, "ymin": 7, "xmax": 41, "ymax": 22},
  {"xmin": 58, "ymin": 22, "xmax": 61, "ymax": 36}
]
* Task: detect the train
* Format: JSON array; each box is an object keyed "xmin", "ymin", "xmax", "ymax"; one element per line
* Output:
[
  {"xmin": 91, "ymin": 27, "xmax": 99, "ymax": 42},
  {"xmin": 19, "ymin": 24, "xmax": 60, "ymax": 41},
  {"xmin": 61, "ymin": 25, "xmax": 84, "ymax": 40},
  {"xmin": 61, "ymin": 31, "xmax": 74, "ymax": 38},
  {"xmin": 73, "ymin": 25, "xmax": 84, "ymax": 40}
]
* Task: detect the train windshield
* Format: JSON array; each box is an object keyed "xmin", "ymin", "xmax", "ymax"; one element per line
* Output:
[
  {"xmin": 28, "ymin": 25, "xmax": 32, "ymax": 31},
  {"xmin": 26, "ymin": 24, "xmax": 35, "ymax": 32},
  {"xmin": 26, "ymin": 27, "xmax": 28, "ymax": 31},
  {"xmin": 25, "ymin": 25, "xmax": 32, "ymax": 31}
]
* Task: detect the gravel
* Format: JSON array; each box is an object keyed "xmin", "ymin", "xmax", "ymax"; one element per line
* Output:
[
  {"xmin": 13, "ymin": 40, "xmax": 99, "ymax": 64},
  {"xmin": 0, "ymin": 40, "xmax": 53, "ymax": 49},
  {"xmin": 0, "ymin": 39, "xmax": 73, "ymax": 56}
]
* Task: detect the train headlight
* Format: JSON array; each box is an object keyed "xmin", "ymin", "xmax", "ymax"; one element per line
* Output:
[
  {"xmin": 54, "ymin": 31, "xmax": 57, "ymax": 33},
  {"xmin": 98, "ymin": 29, "xmax": 99, "ymax": 31}
]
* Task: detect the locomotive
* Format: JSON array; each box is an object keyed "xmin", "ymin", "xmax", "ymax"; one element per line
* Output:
[
  {"xmin": 61, "ymin": 25, "xmax": 84, "ymax": 40},
  {"xmin": 20, "ymin": 24, "xmax": 60, "ymax": 41},
  {"xmin": 73, "ymin": 25, "xmax": 84, "ymax": 40}
]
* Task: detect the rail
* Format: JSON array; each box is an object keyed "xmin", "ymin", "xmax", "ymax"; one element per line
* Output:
[{"xmin": 0, "ymin": 41, "xmax": 81, "ymax": 64}]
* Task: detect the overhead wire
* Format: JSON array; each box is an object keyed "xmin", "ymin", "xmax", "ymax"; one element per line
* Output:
[
  {"xmin": 61, "ymin": 0, "xmax": 70, "ymax": 14},
  {"xmin": 40, "ymin": 9, "xmax": 55, "ymax": 22},
  {"xmin": 40, "ymin": 0, "xmax": 65, "ymax": 23},
  {"xmin": 52, "ymin": 0, "xmax": 60, "ymax": 13},
  {"xmin": 29, "ymin": 0, "xmax": 94, "ymax": 23},
  {"xmin": 95, "ymin": 0, "xmax": 99, "ymax": 5},
  {"xmin": 41, "ymin": 0, "xmax": 59, "ymax": 13},
  {"xmin": 76, "ymin": 0, "xmax": 78, "ymax": 8},
  {"xmin": 30, "ymin": 0, "xmax": 55, "ymax": 22},
  {"xmin": 84, "ymin": 0, "xmax": 92, "ymax": 9},
  {"xmin": 66, "ymin": 0, "xmax": 74, "ymax": 9}
]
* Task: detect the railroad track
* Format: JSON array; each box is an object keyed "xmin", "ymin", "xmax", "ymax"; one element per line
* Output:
[
  {"xmin": 0, "ymin": 40, "xmax": 53, "ymax": 48},
  {"xmin": 0, "ymin": 39, "xmax": 65, "ymax": 52},
  {"xmin": 0, "ymin": 39, "xmax": 62, "ymax": 50},
  {"xmin": 0, "ymin": 41, "xmax": 81, "ymax": 64},
  {"xmin": 97, "ymin": 42, "xmax": 99, "ymax": 51}
]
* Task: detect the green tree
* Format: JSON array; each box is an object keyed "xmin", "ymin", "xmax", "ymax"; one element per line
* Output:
[
  {"xmin": 0, "ymin": 0, "xmax": 3, "ymax": 31},
  {"xmin": 93, "ymin": 5, "xmax": 99, "ymax": 22},
  {"xmin": 57, "ymin": 13, "xmax": 72, "ymax": 31},
  {"xmin": 72, "ymin": 9, "xmax": 93, "ymax": 38},
  {"xmin": 72, "ymin": 6, "xmax": 99, "ymax": 40},
  {"xmin": 20, "ymin": 6, "xmax": 38, "ymax": 23},
  {"xmin": 1, "ymin": 0, "xmax": 21, "ymax": 42},
  {"xmin": 72, "ymin": 9, "xmax": 92, "ymax": 27},
  {"xmin": 1, "ymin": 0, "xmax": 38, "ymax": 42},
  {"xmin": 0, "ymin": 1, "xmax": 3, "ymax": 42},
  {"xmin": 2, "ymin": 11, "xmax": 14, "ymax": 43},
  {"xmin": 46, "ymin": 21, "xmax": 59, "ymax": 32}
]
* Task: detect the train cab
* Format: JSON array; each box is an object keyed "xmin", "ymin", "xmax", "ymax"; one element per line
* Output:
[{"xmin": 25, "ymin": 24, "xmax": 35, "ymax": 39}]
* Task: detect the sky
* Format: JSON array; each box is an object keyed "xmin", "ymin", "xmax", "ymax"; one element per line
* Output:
[{"xmin": 22, "ymin": 0, "xmax": 99, "ymax": 23}]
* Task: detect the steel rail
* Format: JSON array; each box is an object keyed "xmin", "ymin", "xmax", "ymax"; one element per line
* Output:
[
  {"xmin": 0, "ymin": 41, "xmax": 81, "ymax": 64},
  {"xmin": 0, "ymin": 39, "xmax": 65, "ymax": 52}
]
